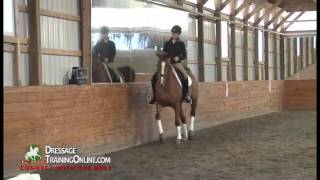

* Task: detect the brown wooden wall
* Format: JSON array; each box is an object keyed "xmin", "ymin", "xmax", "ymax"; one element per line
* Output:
[
  {"xmin": 284, "ymin": 80, "xmax": 316, "ymax": 110},
  {"xmin": 5, "ymin": 79, "xmax": 315, "ymax": 177}
]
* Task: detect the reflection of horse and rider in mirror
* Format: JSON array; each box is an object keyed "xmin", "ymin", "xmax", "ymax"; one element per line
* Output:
[{"xmin": 92, "ymin": 26, "xmax": 135, "ymax": 83}]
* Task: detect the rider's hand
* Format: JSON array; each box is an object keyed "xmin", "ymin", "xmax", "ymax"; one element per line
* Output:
[
  {"xmin": 104, "ymin": 58, "xmax": 109, "ymax": 63},
  {"xmin": 174, "ymin": 56, "xmax": 179, "ymax": 62}
]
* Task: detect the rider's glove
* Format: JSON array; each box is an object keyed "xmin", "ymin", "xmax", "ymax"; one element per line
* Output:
[
  {"xmin": 104, "ymin": 58, "xmax": 109, "ymax": 63},
  {"xmin": 174, "ymin": 56, "xmax": 179, "ymax": 62}
]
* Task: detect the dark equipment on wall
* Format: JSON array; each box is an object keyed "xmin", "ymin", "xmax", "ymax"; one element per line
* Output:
[{"xmin": 68, "ymin": 67, "xmax": 88, "ymax": 85}]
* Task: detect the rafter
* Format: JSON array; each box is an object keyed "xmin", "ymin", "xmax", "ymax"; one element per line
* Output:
[
  {"xmin": 197, "ymin": 0, "xmax": 209, "ymax": 5},
  {"xmin": 234, "ymin": 2, "xmax": 246, "ymax": 15},
  {"xmin": 265, "ymin": 9, "xmax": 285, "ymax": 27},
  {"xmin": 283, "ymin": 11, "xmax": 305, "ymax": 31},
  {"xmin": 274, "ymin": 12, "xmax": 294, "ymax": 30},
  {"xmin": 219, "ymin": 0, "xmax": 232, "ymax": 10},
  {"xmin": 253, "ymin": 0, "xmax": 282, "ymax": 26},
  {"xmin": 243, "ymin": 1, "xmax": 265, "ymax": 21}
]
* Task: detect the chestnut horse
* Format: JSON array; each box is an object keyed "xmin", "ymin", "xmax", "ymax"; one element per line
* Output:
[
  {"xmin": 92, "ymin": 57, "xmax": 135, "ymax": 83},
  {"xmin": 152, "ymin": 51, "xmax": 198, "ymax": 144}
]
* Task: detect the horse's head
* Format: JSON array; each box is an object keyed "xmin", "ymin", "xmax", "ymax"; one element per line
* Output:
[{"xmin": 155, "ymin": 51, "xmax": 171, "ymax": 84}]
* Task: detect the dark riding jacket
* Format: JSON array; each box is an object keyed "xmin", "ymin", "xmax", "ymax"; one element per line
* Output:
[
  {"xmin": 163, "ymin": 38, "xmax": 187, "ymax": 63},
  {"xmin": 93, "ymin": 38, "xmax": 116, "ymax": 62}
]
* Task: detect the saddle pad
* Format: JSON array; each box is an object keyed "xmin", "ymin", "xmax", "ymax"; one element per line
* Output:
[{"xmin": 171, "ymin": 67, "xmax": 192, "ymax": 87}]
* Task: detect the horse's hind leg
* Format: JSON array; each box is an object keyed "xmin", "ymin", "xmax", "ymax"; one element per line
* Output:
[
  {"xmin": 180, "ymin": 106, "xmax": 188, "ymax": 141},
  {"xmin": 156, "ymin": 105, "xmax": 164, "ymax": 143},
  {"xmin": 189, "ymin": 98, "xmax": 197, "ymax": 141}
]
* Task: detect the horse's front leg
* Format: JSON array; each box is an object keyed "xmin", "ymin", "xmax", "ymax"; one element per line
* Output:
[
  {"xmin": 175, "ymin": 104, "xmax": 182, "ymax": 144},
  {"xmin": 179, "ymin": 104, "xmax": 188, "ymax": 142},
  {"xmin": 156, "ymin": 104, "xmax": 164, "ymax": 143}
]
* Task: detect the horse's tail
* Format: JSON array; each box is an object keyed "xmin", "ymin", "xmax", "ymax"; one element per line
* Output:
[{"xmin": 118, "ymin": 66, "xmax": 135, "ymax": 82}]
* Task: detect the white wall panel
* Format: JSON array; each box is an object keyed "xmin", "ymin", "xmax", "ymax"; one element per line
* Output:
[
  {"xmin": 204, "ymin": 65, "xmax": 216, "ymax": 82},
  {"xmin": 19, "ymin": 53, "xmax": 29, "ymax": 86},
  {"xmin": 187, "ymin": 41, "xmax": 198, "ymax": 62},
  {"xmin": 248, "ymin": 32, "xmax": 254, "ymax": 49},
  {"xmin": 236, "ymin": 66, "xmax": 243, "ymax": 81},
  {"xmin": 269, "ymin": 68, "xmax": 274, "ymax": 80},
  {"xmin": 187, "ymin": 64, "xmax": 198, "ymax": 80},
  {"xmin": 41, "ymin": 16, "xmax": 80, "ymax": 50},
  {"xmin": 41, "ymin": 55, "xmax": 80, "ymax": 85},
  {"xmin": 188, "ymin": 17, "xmax": 197, "ymax": 38},
  {"xmin": 221, "ymin": 63, "xmax": 228, "ymax": 81},
  {"xmin": 40, "ymin": 0, "xmax": 79, "ymax": 15},
  {"xmin": 248, "ymin": 50, "xmax": 254, "ymax": 66},
  {"xmin": 204, "ymin": 43, "xmax": 216, "ymax": 64},
  {"xmin": 3, "ymin": 52, "xmax": 14, "ymax": 86},
  {"xmin": 248, "ymin": 67, "xmax": 254, "ymax": 80},
  {"xmin": 268, "ymin": 36, "xmax": 274, "ymax": 52},
  {"xmin": 18, "ymin": 12, "xmax": 29, "ymax": 38},
  {"xmin": 235, "ymin": 30, "xmax": 243, "ymax": 48},
  {"xmin": 235, "ymin": 48, "xmax": 243, "ymax": 65},
  {"xmin": 203, "ymin": 21, "xmax": 215, "ymax": 42}
]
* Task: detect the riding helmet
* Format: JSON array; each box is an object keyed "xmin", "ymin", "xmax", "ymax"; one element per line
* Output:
[
  {"xmin": 100, "ymin": 26, "xmax": 110, "ymax": 34},
  {"xmin": 171, "ymin": 25, "xmax": 182, "ymax": 34}
]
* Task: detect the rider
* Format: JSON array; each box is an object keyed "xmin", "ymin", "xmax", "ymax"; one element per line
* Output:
[
  {"xmin": 149, "ymin": 25, "xmax": 192, "ymax": 104},
  {"xmin": 93, "ymin": 26, "xmax": 122, "ymax": 82}
]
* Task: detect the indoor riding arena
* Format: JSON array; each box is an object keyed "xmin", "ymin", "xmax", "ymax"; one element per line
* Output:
[{"xmin": 3, "ymin": 0, "xmax": 316, "ymax": 179}]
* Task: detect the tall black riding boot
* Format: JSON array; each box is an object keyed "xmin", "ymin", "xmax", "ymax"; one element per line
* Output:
[
  {"xmin": 184, "ymin": 78, "xmax": 192, "ymax": 104},
  {"xmin": 149, "ymin": 73, "xmax": 157, "ymax": 104}
]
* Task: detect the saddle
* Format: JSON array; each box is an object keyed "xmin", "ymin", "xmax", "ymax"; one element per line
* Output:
[{"xmin": 172, "ymin": 67, "xmax": 192, "ymax": 99}]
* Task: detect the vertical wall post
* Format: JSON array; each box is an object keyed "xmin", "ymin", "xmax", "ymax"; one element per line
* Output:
[
  {"xmin": 230, "ymin": 0, "xmax": 237, "ymax": 81},
  {"xmin": 81, "ymin": 0, "xmax": 92, "ymax": 84},
  {"xmin": 215, "ymin": 0, "xmax": 222, "ymax": 81},
  {"xmin": 299, "ymin": 37, "xmax": 303, "ymax": 71},
  {"xmin": 13, "ymin": 0, "xmax": 21, "ymax": 86},
  {"xmin": 293, "ymin": 38, "xmax": 298, "ymax": 73},
  {"xmin": 306, "ymin": 37, "xmax": 309, "ymax": 67},
  {"xmin": 197, "ymin": 2, "xmax": 205, "ymax": 82},
  {"xmin": 311, "ymin": 37, "xmax": 314, "ymax": 64},
  {"xmin": 242, "ymin": 1, "xmax": 249, "ymax": 80},
  {"xmin": 254, "ymin": 29, "xmax": 259, "ymax": 80},
  {"xmin": 273, "ymin": 33, "xmax": 278, "ymax": 80},
  {"xmin": 264, "ymin": 31, "xmax": 269, "ymax": 80},
  {"xmin": 280, "ymin": 35, "xmax": 284, "ymax": 80},
  {"xmin": 28, "ymin": 0, "xmax": 42, "ymax": 85},
  {"xmin": 287, "ymin": 38, "xmax": 291, "ymax": 77}
]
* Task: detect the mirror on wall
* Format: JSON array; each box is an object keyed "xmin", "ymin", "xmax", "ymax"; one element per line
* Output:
[{"xmin": 91, "ymin": 0, "xmax": 191, "ymax": 83}]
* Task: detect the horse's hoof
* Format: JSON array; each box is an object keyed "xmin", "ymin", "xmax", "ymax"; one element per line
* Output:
[
  {"xmin": 176, "ymin": 139, "xmax": 182, "ymax": 144},
  {"xmin": 188, "ymin": 131, "xmax": 193, "ymax": 141},
  {"xmin": 159, "ymin": 134, "xmax": 164, "ymax": 143},
  {"xmin": 182, "ymin": 137, "xmax": 188, "ymax": 142}
]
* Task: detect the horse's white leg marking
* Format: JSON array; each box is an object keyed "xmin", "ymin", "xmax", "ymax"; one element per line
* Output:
[
  {"xmin": 157, "ymin": 119, "xmax": 163, "ymax": 134},
  {"xmin": 176, "ymin": 126, "xmax": 182, "ymax": 140},
  {"xmin": 182, "ymin": 124, "xmax": 188, "ymax": 138},
  {"xmin": 189, "ymin": 116, "xmax": 195, "ymax": 131},
  {"xmin": 160, "ymin": 62, "xmax": 165, "ymax": 84}
]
